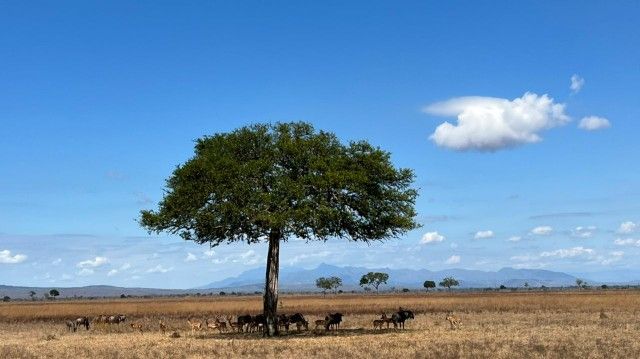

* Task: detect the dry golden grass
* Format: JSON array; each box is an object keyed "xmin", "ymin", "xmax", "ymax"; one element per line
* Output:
[{"xmin": 1, "ymin": 291, "xmax": 640, "ymax": 358}]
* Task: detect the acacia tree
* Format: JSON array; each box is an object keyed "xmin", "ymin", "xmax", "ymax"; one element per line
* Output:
[
  {"xmin": 423, "ymin": 280, "xmax": 436, "ymax": 292},
  {"xmin": 316, "ymin": 276, "xmax": 342, "ymax": 296},
  {"xmin": 140, "ymin": 122, "xmax": 419, "ymax": 336},
  {"xmin": 49, "ymin": 289, "xmax": 60, "ymax": 299},
  {"xmin": 439, "ymin": 277, "xmax": 459, "ymax": 291},
  {"xmin": 359, "ymin": 272, "xmax": 389, "ymax": 293}
]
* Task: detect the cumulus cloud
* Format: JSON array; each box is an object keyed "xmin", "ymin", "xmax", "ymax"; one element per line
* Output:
[
  {"xmin": 540, "ymin": 246, "xmax": 594, "ymax": 258},
  {"xmin": 421, "ymin": 231, "xmax": 445, "ymax": 244},
  {"xmin": 578, "ymin": 116, "xmax": 610, "ymax": 131},
  {"xmin": 570, "ymin": 74, "xmax": 585, "ymax": 93},
  {"xmin": 424, "ymin": 93, "xmax": 570, "ymax": 151},
  {"xmin": 507, "ymin": 236, "xmax": 522, "ymax": 242},
  {"xmin": 614, "ymin": 238, "xmax": 640, "ymax": 246},
  {"xmin": 77, "ymin": 268, "xmax": 94, "ymax": 276},
  {"xmin": 107, "ymin": 263, "xmax": 132, "ymax": 276},
  {"xmin": 618, "ymin": 221, "xmax": 637, "ymax": 234},
  {"xmin": 52, "ymin": 258, "xmax": 62, "ymax": 265},
  {"xmin": 571, "ymin": 226, "xmax": 596, "ymax": 238},
  {"xmin": 185, "ymin": 253, "xmax": 197, "ymax": 262},
  {"xmin": 0, "ymin": 249, "xmax": 27, "ymax": 264},
  {"xmin": 146, "ymin": 265, "xmax": 173, "ymax": 274},
  {"xmin": 474, "ymin": 230, "xmax": 494, "ymax": 240},
  {"xmin": 286, "ymin": 251, "xmax": 331, "ymax": 266},
  {"xmin": 203, "ymin": 249, "xmax": 216, "ymax": 258},
  {"xmin": 77, "ymin": 256, "xmax": 108, "ymax": 268},
  {"xmin": 445, "ymin": 255, "xmax": 461, "ymax": 264},
  {"xmin": 530, "ymin": 226, "xmax": 553, "ymax": 236}
]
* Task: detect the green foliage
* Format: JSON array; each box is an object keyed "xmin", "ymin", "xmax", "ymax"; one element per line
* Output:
[
  {"xmin": 359, "ymin": 272, "xmax": 389, "ymax": 292},
  {"xmin": 139, "ymin": 121, "xmax": 419, "ymax": 245},
  {"xmin": 49, "ymin": 289, "xmax": 60, "ymax": 298},
  {"xmin": 2, "ymin": 296, "xmax": 10, "ymax": 302},
  {"xmin": 499, "ymin": 284, "xmax": 507, "ymax": 290},
  {"xmin": 315, "ymin": 276, "xmax": 343, "ymax": 295},
  {"xmin": 439, "ymin": 277, "xmax": 459, "ymax": 290},
  {"xmin": 423, "ymin": 280, "xmax": 436, "ymax": 291}
]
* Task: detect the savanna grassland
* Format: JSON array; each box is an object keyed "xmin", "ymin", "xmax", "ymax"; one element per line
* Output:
[{"xmin": 1, "ymin": 291, "xmax": 639, "ymax": 358}]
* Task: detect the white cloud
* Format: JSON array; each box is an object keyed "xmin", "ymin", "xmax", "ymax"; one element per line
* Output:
[
  {"xmin": 286, "ymin": 251, "xmax": 331, "ymax": 266},
  {"xmin": 570, "ymin": 74, "xmax": 585, "ymax": 93},
  {"xmin": 77, "ymin": 256, "xmax": 108, "ymax": 268},
  {"xmin": 445, "ymin": 255, "xmax": 461, "ymax": 264},
  {"xmin": 507, "ymin": 236, "xmax": 522, "ymax": 242},
  {"xmin": 540, "ymin": 246, "xmax": 594, "ymax": 258},
  {"xmin": 107, "ymin": 269, "xmax": 118, "ymax": 277},
  {"xmin": 421, "ymin": 231, "xmax": 445, "ymax": 244},
  {"xmin": 106, "ymin": 263, "xmax": 131, "ymax": 277},
  {"xmin": 614, "ymin": 238, "xmax": 640, "ymax": 246},
  {"xmin": 510, "ymin": 254, "xmax": 537, "ymax": 262},
  {"xmin": 474, "ymin": 230, "xmax": 494, "ymax": 240},
  {"xmin": 52, "ymin": 258, "xmax": 62, "ymax": 265},
  {"xmin": 146, "ymin": 265, "xmax": 173, "ymax": 274},
  {"xmin": 203, "ymin": 249, "xmax": 216, "ymax": 258},
  {"xmin": 530, "ymin": 226, "xmax": 553, "ymax": 236},
  {"xmin": 578, "ymin": 116, "xmax": 610, "ymax": 131},
  {"xmin": 185, "ymin": 253, "xmax": 197, "ymax": 262},
  {"xmin": 618, "ymin": 221, "xmax": 637, "ymax": 234},
  {"xmin": 450, "ymin": 242, "xmax": 459, "ymax": 249},
  {"xmin": 571, "ymin": 226, "xmax": 596, "ymax": 238},
  {"xmin": 424, "ymin": 92, "xmax": 570, "ymax": 151},
  {"xmin": 77, "ymin": 268, "xmax": 94, "ymax": 276},
  {"xmin": 0, "ymin": 250, "xmax": 27, "ymax": 264}
]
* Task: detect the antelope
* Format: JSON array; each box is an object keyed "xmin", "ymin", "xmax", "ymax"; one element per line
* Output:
[
  {"xmin": 226, "ymin": 316, "xmax": 242, "ymax": 332},
  {"xmin": 130, "ymin": 322, "xmax": 144, "ymax": 333},
  {"xmin": 314, "ymin": 319, "xmax": 327, "ymax": 330},
  {"xmin": 75, "ymin": 316, "xmax": 90, "ymax": 330},
  {"xmin": 159, "ymin": 320, "xmax": 167, "ymax": 334},
  {"xmin": 187, "ymin": 318, "xmax": 202, "ymax": 332},
  {"xmin": 66, "ymin": 320, "xmax": 77, "ymax": 332},
  {"xmin": 446, "ymin": 314, "xmax": 462, "ymax": 330},
  {"xmin": 373, "ymin": 318, "xmax": 384, "ymax": 330},
  {"xmin": 205, "ymin": 317, "xmax": 227, "ymax": 333},
  {"xmin": 381, "ymin": 313, "xmax": 394, "ymax": 329},
  {"xmin": 295, "ymin": 319, "xmax": 309, "ymax": 332}
]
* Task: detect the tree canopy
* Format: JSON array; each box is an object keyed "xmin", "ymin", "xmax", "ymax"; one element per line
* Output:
[
  {"xmin": 139, "ymin": 122, "xmax": 419, "ymax": 336},
  {"xmin": 315, "ymin": 276, "xmax": 343, "ymax": 295},
  {"xmin": 360, "ymin": 272, "xmax": 390, "ymax": 292},
  {"xmin": 423, "ymin": 280, "xmax": 436, "ymax": 291},
  {"xmin": 439, "ymin": 277, "xmax": 459, "ymax": 290}
]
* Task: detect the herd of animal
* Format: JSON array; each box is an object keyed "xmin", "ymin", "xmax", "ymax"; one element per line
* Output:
[{"xmin": 63, "ymin": 308, "xmax": 463, "ymax": 335}]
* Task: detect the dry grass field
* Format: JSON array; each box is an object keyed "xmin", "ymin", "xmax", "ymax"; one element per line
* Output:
[{"xmin": 1, "ymin": 291, "xmax": 639, "ymax": 358}]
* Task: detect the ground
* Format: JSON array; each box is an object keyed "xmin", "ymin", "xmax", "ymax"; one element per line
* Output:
[{"xmin": 1, "ymin": 291, "xmax": 639, "ymax": 358}]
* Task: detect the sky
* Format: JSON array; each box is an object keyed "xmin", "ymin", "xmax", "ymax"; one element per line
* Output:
[{"xmin": 1, "ymin": 1, "xmax": 639, "ymax": 289}]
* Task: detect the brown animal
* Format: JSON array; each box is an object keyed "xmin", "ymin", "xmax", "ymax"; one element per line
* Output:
[
  {"xmin": 214, "ymin": 316, "xmax": 227, "ymax": 333},
  {"xmin": 381, "ymin": 313, "xmax": 394, "ymax": 329},
  {"xmin": 226, "ymin": 316, "xmax": 242, "ymax": 332},
  {"xmin": 373, "ymin": 319, "xmax": 384, "ymax": 330},
  {"xmin": 446, "ymin": 314, "xmax": 462, "ymax": 330},
  {"xmin": 159, "ymin": 320, "xmax": 167, "ymax": 334},
  {"xmin": 130, "ymin": 322, "xmax": 144, "ymax": 333},
  {"xmin": 314, "ymin": 319, "xmax": 327, "ymax": 330},
  {"xmin": 66, "ymin": 320, "xmax": 77, "ymax": 332},
  {"xmin": 187, "ymin": 318, "xmax": 202, "ymax": 332}
]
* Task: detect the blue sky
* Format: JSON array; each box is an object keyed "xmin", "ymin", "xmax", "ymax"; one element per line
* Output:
[{"xmin": 1, "ymin": 1, "xmax": 639, "ymax": 288}]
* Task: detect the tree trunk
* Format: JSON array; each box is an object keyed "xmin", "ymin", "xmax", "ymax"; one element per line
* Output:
[{"xmin": 263, "ymin": 229, "xmax": 281, "ymax": 337}]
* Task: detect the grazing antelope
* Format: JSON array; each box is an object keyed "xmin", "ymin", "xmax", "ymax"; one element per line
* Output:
[
  {"xmin": 226, "ymin": 316, "xmax": 242, "ymax": 332},
  {"xmin": 66, "ymin": 320, "xmax": 77, "ymax": 332},
  {"xmin": 373, "ymin": 319, "xmax": 384, "ymax": 330},
  {"xmin": 159, "ymin": 320, "xmax": 167, "ymax": 334},
  {"xmin": 295, "ymin": 319, "xmax": 309, "ymax": 332},
  {"xmin": 381, "ymin": 313, "xmax": 394, "ymax": 329},
  {"xmin": 187, "ymin": 318, "xmax": 202, "ymax": 333},
  {"xmin": 314, "ymin": 319, "xmax": 328, "ymax": 330},
  {"xmin": 130, "ymin": 322, "xmax": 144, "ymax": 333},
  {"xmin": 205, "ymin": 317, "xmax": 227, "ymax": 333},
  {"xmin": 446, "ymin": 314, "xmax": 462, "ymax": 330}
]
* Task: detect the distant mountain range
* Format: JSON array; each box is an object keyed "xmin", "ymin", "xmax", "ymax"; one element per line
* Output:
[
  {"xmin": 197, "ymin": 263, "xmax": 590, "ymax": 291},
  {"xmin": 3, "ymin": 264, "xmax": 639, "ymax": 299}
]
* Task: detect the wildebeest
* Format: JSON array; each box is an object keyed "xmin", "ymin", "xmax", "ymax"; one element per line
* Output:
[
  {"xmin": 66, "ymin": 320, "xmax": 77, "ymax": 332},
  {"xmin": 251, "ymin": 314, "xmax": 266, "ymax": 334},
  {"xmin": 325, "ymin": 313, "xmax": 343, "ymax": 331},
  {"xmin": 277, "ymin": 314, "xmax": 290, "ymax": 332},
  {"xmin": 391, "ymin": 307, "xmax": 414, "ymax": 329},
  {"xmin": 75, "ymin": 316, "xmax": 90, "ymax": 330},
  {"xmin": 289, "ymin": 313, "xmax": 308, "ymax": 331},
  {"xmin": 237, "ymin": 314, "xmax": 253, "ymax": 333}
]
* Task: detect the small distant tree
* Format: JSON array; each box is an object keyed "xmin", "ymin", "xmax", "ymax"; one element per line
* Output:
[
  {"xmin": 575, "ymin": 279, "xmax": 584, "ymax": 289},
  {"xmin": 524, "ymin": 282, "xmax": 530, "ymax": 290},
  {"xmin": 402, "ymin": 288, "xmax": 410, "ymax": 293},
  {"xmin": 359, "ymin": 272, "xmax": 389, "ymax": 293},
  {"xmin": 423, "ymin": 280, "xmax": 436, "ymax": 292},
  {"xmin": 49, "ymin": 289, "xmax": 60, "ymax": 299},
  {"xmin": 219, "ymin": 291, "xmax": 227, "ymax": 296},
  {"xmin": 499, "ymin": 284, "xmax": 507, "ymax": 290},
  {"xmin": 439, "ymin": 277, "xmax": 459, "ymax": 291},
  {"xmin": 601, "ymin": 284, "xmax": 608, "ymax": 290},
  {"xmin": 29, "ymin": 290, "xmax": 36, "ymax": 301},
  {"xmin": 316, "ymin": 276, "xmax": 342, "ymax": 296},
  {"xmin": 2, "ymin": 296, "xmax": 10, "ymax": 302},
  {"xmin": 120, "ymin": 294, "xmax": 127, "ymax": 299}
]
